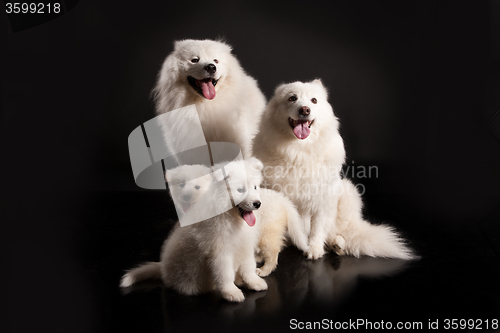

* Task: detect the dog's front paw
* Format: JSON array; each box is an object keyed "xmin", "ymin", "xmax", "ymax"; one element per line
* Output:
[
  {"xmin": 221, "ymin": 286, "xmax": 245, "ymax": 302},
  {"xmin": 256, "ymin": 266, "xmax": 273, "ymax": 277},
  {"xmin": 306, "ymin": 243, "xmax": 325, "ymax": 260},
  {"xmin": 246, "ymin": 276, "xmax": 268, "ymax": 291}
]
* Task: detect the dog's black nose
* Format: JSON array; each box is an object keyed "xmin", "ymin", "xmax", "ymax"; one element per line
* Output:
[
  {"xmin": 253, "ymin": 201, "xmax": 261, "ymax": 209},
  {"xmin": 299, "ymin": 106, "xmax": 310, "ymax": 116},
  {"xmin": 205, "ymin": 64, "xmax": 217, "ymax": 74},
  {"xmin": 183, "ymin": 195, "xmax": 191, "ymax": 201}
]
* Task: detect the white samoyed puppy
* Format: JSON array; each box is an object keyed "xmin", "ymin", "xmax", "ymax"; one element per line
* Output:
[
  {"xmin": 253, "ymin": 80, "xmax": 414, "ymax": 260},
  {"xmin": 120, "ymin": 158, "xmax": 303, "ymax": 301},
  {"xmin": 166, "ymin": 164, "xmax": 212, "ymax": 214},
  {"xmin": 153, "ymin": 39, "xmax": 266, "ymax": 159}
]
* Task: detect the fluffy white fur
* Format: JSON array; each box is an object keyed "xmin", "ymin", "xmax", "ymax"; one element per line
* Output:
[
  {"xmin": 254, "ymin": 80, "xmax": 414, "ymax": 260},
  {"xmin": 153, "ymin": 39, "xmax": 266, "ymax": 159},
  {"xmin": 332, "ymin": 178, "xmax": 414, "ymax": 259},
  {"xmin": 254, "ymin": 188, "xmax": 303, "ymax": 277},
  {"xmin": 121, "ymin": 158, "xmax": 301, "ymax": 300}
]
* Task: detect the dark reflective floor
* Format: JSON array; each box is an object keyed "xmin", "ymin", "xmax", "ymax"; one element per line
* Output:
[{"xmin": 83, "ymin": 191, "xmax": 500, "ymax": 332}]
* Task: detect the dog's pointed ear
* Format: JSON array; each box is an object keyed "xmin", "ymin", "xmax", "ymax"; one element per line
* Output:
[
  {"xmin": 248, "ymin": 157, "xmax": 264, "ymax": 172},
  {"xmin": 274, "ymin": 83, "xmax": 287, "ymax": 96},
  {"xmin": 312, "ymin": 79, "xmax": 323, "ymax": 86},
  {"xmin": 165, "ymin": 168, "xmax": 176, "ymax": 182},
  {"xmin": 214, "ymin": 38, "xmax": 232, "ymax": 53},
  {"xmin": 213, "ymin": 168, "xmax": 230, "ymax": 182},
  {"xmin": 173, "ymin": 40, "xmax": 183, "ymax": 50},
  {"xmin": 312, "ymin": 79, "xmax": 328, "ymax": 96}
]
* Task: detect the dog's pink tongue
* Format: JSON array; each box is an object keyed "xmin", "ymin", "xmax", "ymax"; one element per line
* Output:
[
  {"xmin": 200, "ymin": 80, "xmax": 216, "ymax": 100},
  {"xmin": 293, "ymin": 121, "xmax": 311, "ymax": 140},
  {"xmin": 242, "ymin": 211, "xmax": 256, "ymax": 227},
  {"xmin": 181, "ymin": 202, "xmax": 191, "ymax": 213}
]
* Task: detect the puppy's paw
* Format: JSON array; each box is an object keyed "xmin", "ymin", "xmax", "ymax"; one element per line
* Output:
[
  {"xmin": 333, "ymin": 235, "xmax": 346, "ymax": 256},
  {"xmin": 256, "ymin": 266, "xmax": 273, "ymax": 277},
  {"xmin": 221, "ymin": 286, "xmax": 245, "ymax": 303},
  {"xmin": 306, "ymin": 243, "xmax": 325, "ymax": 260},
  {"xmin": 246, "ymin": 276, "xmax": 268, "ymax": 291}
]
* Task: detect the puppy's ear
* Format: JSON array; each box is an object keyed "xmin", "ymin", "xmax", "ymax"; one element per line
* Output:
[
  {"xmin": 200, "ymin": 171, "xmax": 212, "ymax": 182},
  {"xmin": 213, "ymin": 168, "xmax": 230, "ymax": 182},
  {"xmin": 248, "ymin": 157, "xmax": 264, "ymax": 172},
  {"xmin": 165, "ymin": 169, "xmax": 175, "ymax": 182}
]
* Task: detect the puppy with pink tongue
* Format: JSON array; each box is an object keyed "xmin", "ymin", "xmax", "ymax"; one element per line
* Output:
[
  {"xmin": 121, "ymin": 158, "xmax": 267, "ymax": 302},
  {"xmin": 121, "ymin": 157, "xmax": 307, "ymax": 300}
]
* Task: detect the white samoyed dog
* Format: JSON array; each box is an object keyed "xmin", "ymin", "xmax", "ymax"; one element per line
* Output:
[
  {"xmin": 153, "ymin": 39, "xmax": 266, "ymax": 159},
  {"xmin": 121, "ymin": 158, "xmax": 303, "ymax": 301},
  {"xmin": 253, "ymin": 80, "xmax": 414, "ymax": 260}
]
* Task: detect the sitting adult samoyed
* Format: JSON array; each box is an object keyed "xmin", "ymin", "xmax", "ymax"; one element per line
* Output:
[
  {"xmin": 253, "ymin": 80, "xmax": 414, "ymax": 260},
  {"xmin": 120, "ymin": 158, "xmax": 303, "ymax": 301},
  {"xmin": 153, "ymin": 39, "xmax": 266, "ymax": 159}
]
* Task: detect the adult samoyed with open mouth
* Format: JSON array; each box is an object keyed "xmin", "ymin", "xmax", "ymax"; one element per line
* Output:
[
  {"xmin": 254, "ymin": 80, "xmax": 414, "ymax": 260},
  {"xmin": 153, "ymin": 39, "xmax": 266, "ymax": 159}
]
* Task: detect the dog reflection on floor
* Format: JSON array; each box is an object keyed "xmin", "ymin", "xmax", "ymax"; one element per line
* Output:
[
  {"xmin": 280, "ymin": 253, "xmax": 409, "ymax": 309},
  {"xmin": 122, "ymin": 251, "xmax": 410, "ymax": 330}
]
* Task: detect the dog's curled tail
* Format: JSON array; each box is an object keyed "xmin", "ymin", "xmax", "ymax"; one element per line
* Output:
[
  {"xmin": 338, "ymin": 219, "xmax": 415, "ymax": 259},
  {"xmin": 120, "ymin": 262, "xmax": 162, "ymax": 288},
  {"xmin": 334, "ymin": 179, "xmax": 416, "ymax": 260}
]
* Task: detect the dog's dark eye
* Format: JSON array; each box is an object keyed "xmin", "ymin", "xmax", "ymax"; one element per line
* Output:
[
  {"xmin": 237, "ymin": 187, "xmax": 246, "ymax": 193},
  {"xmin": 179, "ymin": 183, "xmax": 186, "ymax": 188},
  {"xmin": 214, "ymin": 59, "xmax": 219, "ymax": 64},
  {"xmin": 311, "ymin": 98, "xmax": 317, "ymax": 104},
  {"xmin": 191, "ymin": 58, "xmax": 199, "ymax": 63},
  {"xmin": 195, "ymin": 185, "xmax": 200, "ymax": 190},
  {"xmin": 289, "ymin": 96, "xmax": 297, "ymax": 102},
  {"xmin": 254, "ymin": 186, "xmax": 257, "ymax": 190}
]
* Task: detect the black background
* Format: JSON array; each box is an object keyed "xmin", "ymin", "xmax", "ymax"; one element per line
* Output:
[{"xmin": 3, "ymin": 1, "xmax": 500, "ymax": 332}]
